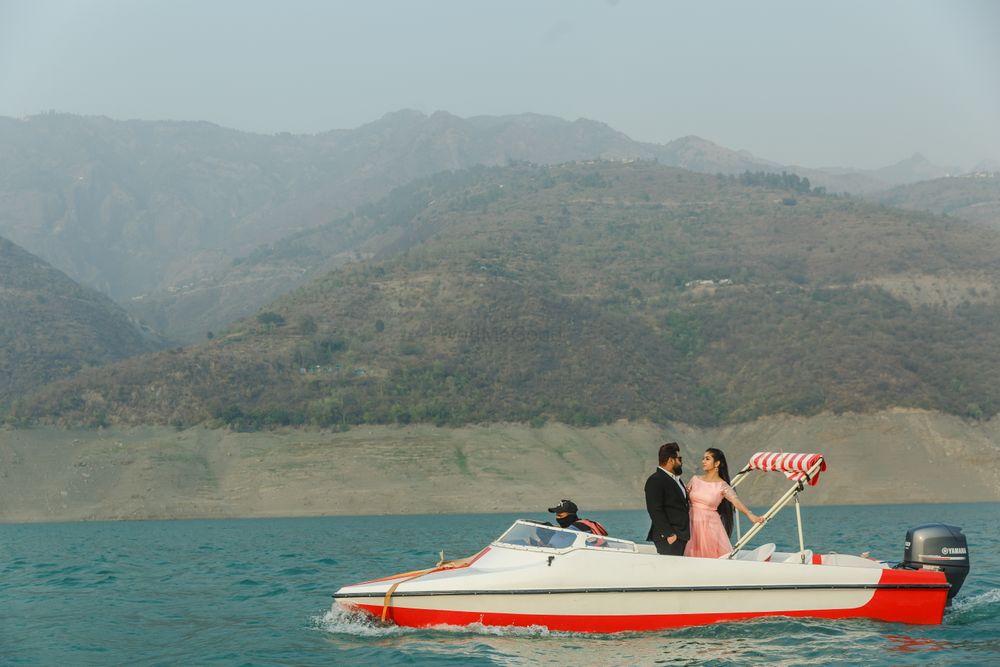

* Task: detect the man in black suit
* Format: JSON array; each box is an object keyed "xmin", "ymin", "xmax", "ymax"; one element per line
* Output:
[{"xmin": 644, "ymin": 441, "xmax": 690, "ymax": 555}]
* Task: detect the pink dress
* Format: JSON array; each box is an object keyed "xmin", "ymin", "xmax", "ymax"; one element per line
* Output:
[{"xmin": 684, "ymin": 476, "xmax": 737, "ymax": 558}]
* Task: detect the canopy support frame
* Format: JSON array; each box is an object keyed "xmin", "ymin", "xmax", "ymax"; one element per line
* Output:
[{"xmin": 726, "ymin": 457, "xmax": 825, "ymax": 559}]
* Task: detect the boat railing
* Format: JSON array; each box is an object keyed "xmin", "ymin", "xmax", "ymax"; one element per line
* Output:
[{"xmin": 727, "ymin": 454, "xmax": 827, "ymax": 561}]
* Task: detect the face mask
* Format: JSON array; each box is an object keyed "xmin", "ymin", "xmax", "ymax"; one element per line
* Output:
[{"xmin": 556, "ymin": 514, "xmax": 575, "ymax": 528}]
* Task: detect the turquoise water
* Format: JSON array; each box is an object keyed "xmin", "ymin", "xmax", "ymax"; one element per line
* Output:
[{"xmin": 2, "ymin": 504, "xmax": 998, "ymax": 665}]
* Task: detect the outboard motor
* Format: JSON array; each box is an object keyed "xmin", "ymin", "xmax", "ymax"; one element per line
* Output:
[{"xmin": 901, "ymin": 524, "xmax": 969, "ymax": 602}]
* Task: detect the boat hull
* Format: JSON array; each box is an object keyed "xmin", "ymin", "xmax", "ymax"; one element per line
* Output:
[{"xmin": 334, "ymin": 545, "xmax": 949, "ymax": 632}]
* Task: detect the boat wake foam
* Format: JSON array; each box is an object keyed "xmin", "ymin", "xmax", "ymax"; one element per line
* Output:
[
  {"xmin": 314, "ymin": 608, "xmax": 409, "ymax": 637},
  {"xmin": 315, "ymin": 607, "xmax": 563, "ymax": 638},
  {"xmin": 945, "ymin": 589, "xmax": 1000, "ymax": 625}
]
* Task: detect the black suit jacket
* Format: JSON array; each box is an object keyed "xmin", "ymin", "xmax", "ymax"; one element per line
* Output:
[{"xmin": 645, "ymin": 468, "xmax": 690, "ymax": 542}]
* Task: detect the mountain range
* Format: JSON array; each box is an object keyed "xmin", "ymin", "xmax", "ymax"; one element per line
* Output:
[
  {"xmin": 870, "ymin": 173, "xmax": 1000, "ymax": 229},
  {"xmin": 11, "ymin": 160, "xmax": 1000, "ymax": 430},
  {"xmin": 0, "ymin": 111, "xmax": 973, "ymax": 344}
]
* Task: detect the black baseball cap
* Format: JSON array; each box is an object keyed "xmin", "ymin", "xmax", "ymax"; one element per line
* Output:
[{"xmin": 547, "ymin": 499, "xmax": 578, "ymax": 514}]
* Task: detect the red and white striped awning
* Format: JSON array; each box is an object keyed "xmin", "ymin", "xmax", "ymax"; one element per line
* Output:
[{"xmin": 746, "ymin": 452, "xmax": 826, "ymax": 486}]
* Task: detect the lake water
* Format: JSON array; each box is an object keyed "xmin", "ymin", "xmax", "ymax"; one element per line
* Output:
[{"xmin": 2, "ymin": 503, "xmax": 998, "ymax": 666}]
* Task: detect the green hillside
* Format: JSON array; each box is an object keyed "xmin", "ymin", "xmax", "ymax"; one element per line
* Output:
[
  {"xmin": 11, "ymin": 161, "xmax": 1000, "ymax": 429},
  {"xmin": 0, "ymin": 236, "xmax": 162, "ymax": 409}
]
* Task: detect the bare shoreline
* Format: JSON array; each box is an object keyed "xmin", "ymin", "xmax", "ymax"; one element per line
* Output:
[
  {"xmin": 5, "ymin": 499, "xmax": 999, "ymax": 527},
  {"xmin": 2, "ymin": 409, "xmax": 998, "ymax": 524}
]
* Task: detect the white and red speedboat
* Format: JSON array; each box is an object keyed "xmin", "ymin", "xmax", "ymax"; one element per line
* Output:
[{"xmin": 333, "ymin": 452, "xmax": 969, "ymax": 632}]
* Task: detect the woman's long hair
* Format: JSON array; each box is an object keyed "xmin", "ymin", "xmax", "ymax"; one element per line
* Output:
[{"xmin": 707, "ymin": 448, "xmax": 735, "ymax": 537}]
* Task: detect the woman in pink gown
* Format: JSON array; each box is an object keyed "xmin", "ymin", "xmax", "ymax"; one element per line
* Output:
[{"xmin": 684, "ymin": 448, "xmax": 764, "ymax": 558}]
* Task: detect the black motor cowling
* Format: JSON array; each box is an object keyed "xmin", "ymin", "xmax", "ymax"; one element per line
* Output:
[{"xmin": 902, "ymin": 524, "xmax": 969, "ymax": 602}]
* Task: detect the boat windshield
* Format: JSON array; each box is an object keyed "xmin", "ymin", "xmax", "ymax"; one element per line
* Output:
[{"xmin": 495, "ymin": 521, "xmax": 635, "ymax": 552}]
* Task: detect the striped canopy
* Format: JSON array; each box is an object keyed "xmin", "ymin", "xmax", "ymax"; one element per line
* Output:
[{"xmin": 746, "ymin": 452, "xmax": 826, "ymax": 486}]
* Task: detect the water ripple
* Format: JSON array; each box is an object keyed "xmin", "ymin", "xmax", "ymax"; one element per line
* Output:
[{"xmin": 1, "ymin": 505, "xmax": 997, "ymax": 666}]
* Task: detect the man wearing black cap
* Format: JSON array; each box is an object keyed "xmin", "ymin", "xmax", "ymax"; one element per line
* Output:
[{"xmin": 548, "ymin": 499, "xmax": 608, "ymax": 535}]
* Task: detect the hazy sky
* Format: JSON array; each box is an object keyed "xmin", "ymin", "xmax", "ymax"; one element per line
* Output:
[{"xmin": 1, "ymin": 0, "xmax": 998, "ymax": 169}]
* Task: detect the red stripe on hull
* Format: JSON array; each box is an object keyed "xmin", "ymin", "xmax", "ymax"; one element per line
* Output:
[
  {"xmin": 862, "ymin": 568, "xmax": 949, "ymax": 625},
  {"xmin": 344, "ymin": 570, "xmax": 948, "ymax": 632}
]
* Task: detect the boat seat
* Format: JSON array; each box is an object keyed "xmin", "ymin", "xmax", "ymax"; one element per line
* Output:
[
  {"xmin": 728, "ymin": 543, "xmax": 776, "ymax": 562},
  {"xmin": 780, "ymin": 550, "xmax": 813, "ymax": 564}
]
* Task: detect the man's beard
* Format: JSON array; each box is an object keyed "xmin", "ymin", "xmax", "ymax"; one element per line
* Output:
[{"xmin": 675, "ymin": 463, "xmax": 683, "ymax": 476}]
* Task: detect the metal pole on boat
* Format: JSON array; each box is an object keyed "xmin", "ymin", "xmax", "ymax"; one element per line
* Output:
[
  {"xmin": 727, "ymin": 458, "xmax": 825, "ymax": 558},
  {"xmin": 730, "ymin": 465, "xmax": 752, "ymax": 489},
  {"xmin": 731, "ymin": 463, "xmax": 748, "ymax": 545},
  {"xmin": 729, "ymin": 463, "xmax": 757, "ymax": 543},
  {"xmin": 795, "ymin": 495, "xmax": 805, "ymax": 556}
]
